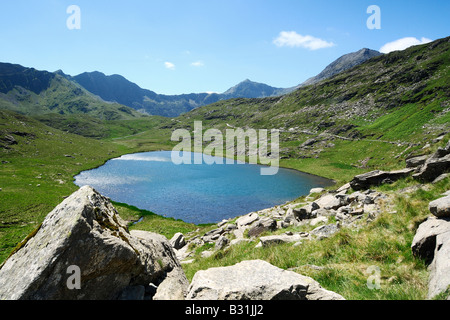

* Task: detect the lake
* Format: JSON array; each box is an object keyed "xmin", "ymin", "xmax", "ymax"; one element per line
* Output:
[{"xmin": 74, "ymin": 151, "xmax": 334, "ymax": 224}]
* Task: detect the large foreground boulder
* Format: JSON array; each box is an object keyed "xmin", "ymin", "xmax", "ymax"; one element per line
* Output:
[
  {"xmin": 428, "ymin": 231, "xmax": 450, "ymax": 299},
  {"xmin": 412, "ymin": 193, "xmax": 450, "ymax": 299},
  {"xmin": 411, "ymin": 217, "xmax": 450, "ymax": 264},
  {"xmin": 186, "ymin": 260, "xmax": 345, "ymax": 300},
  {"xmin": 0, "ymin": 186, "xmax": 188, "ymax": 300}
]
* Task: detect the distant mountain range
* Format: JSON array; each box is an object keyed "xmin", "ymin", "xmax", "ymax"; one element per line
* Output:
[
  {"xmin": 0, "ymin": 63, "xmax": 143, "ymax": 120},
  {"xmin": 0, "ymin": 47, "xmax": 383, "ymax": 119}
]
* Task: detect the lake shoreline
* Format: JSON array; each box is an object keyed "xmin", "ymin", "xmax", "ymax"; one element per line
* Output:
[{"xmin": 74, "ymin": 149, "xmax": 336, "ymax": 226}]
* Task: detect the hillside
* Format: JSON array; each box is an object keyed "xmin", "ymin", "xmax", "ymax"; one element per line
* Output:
[
  {"xmin": 0, "ymin": 63, "xmax": 145, "ymax": 121},
  {"xmin": 158, "ymin": 37, "xmax": 448, "ymax": 182},
  {"xmin": 0, "ymin": 36, "xmax": 449, "ymax": 301}
]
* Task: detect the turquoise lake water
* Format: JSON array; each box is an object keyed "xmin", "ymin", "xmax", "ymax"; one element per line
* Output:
[{"xmin": 74, "ymin": 151, "xmax": 333, "ymax": 224}]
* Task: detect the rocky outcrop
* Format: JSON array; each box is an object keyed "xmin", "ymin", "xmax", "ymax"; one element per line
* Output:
[
  {"xmin": 350, "ymin": 169, "xmax": 414, "ymax": 191},
  {"xmin": 412, "ymin": 191, "xmax": 450, "ymax": 299},
  {"xmin": 413, "ymin": 141, "xmax": 450, "ymax": 182},
  {"xmin": 0, "ymin": 186, "xmax": 188, "ymax": 300},
  {"xmin": 429, "ymin": 195, "xmax": 450, "ymax": 218},
  {"xmin": 186, "ymin": 260, "xmax": 345, "ymax": 300}
]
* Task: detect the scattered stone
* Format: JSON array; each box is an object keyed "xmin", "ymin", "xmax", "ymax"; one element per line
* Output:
[
  {"xmin": 293, "ymin": 202, "xmax": 320, "ymax": 220},
  {"xmin": 215, "ymin": 235, "xmax": 229, "ymax": 250},
  {"xmin": 258, "ymin": 234, "xmax": 303, "ymax": 247},
  {"xmin": 309, "ymin": 216, "xmax": 328, "ymax": 226},
  {"xmin": 1, "ymin": 134, "xmax": 17, "ymax": 146},
  {"xmin": 202, "ymin": 228, "xmax": 224, "ymax": 242},
  {"xmin": 236, "ymin": 213, "xmax": 259, "ymax": 228},
  {"xmin": 247, "ymin": 217, "xmax": 277, "ymax": 238},
  {"xmin": 350, "ymin": 169, "xmax": 414, "ymax": 191},
  {"xmin": 310, "ymin": 224, "xmax": 339, "ymax": 239},
  {"xmin": 309, "ymin": 188, "xmax": 324, "ymax": 194},
  {"xmin": 413, "ymin": 142, "xmax": 450, "ymax": 182},
  {"xmin": 336, "ymin": 183, "xmax": 351, "ymax": 194},
  {"xmin": 429, "ymin": 195, "xmax": 450, "ymax": 218},
  {"xmin": 186, "ymin": 260, "xmax": 345, "ymax": 300},
  {"xmin": 433, "ymin": 173, "xmax": 450, "ymax": 184},
  {"xmin": 315, "ymin": 194, "xmax": 342, "ymax": 210},
  {"xmin": 406, "ymin": 155, "xmax": 429, "ymax": 168},
  {"xmin": 170, "ymin": 232, "xmax": 186, "ymax": 250}
]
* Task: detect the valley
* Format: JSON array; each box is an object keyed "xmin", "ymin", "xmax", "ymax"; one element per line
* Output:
[{"xmin": 0, "ymin": 36, "xmax": 449, "ymax": 300}]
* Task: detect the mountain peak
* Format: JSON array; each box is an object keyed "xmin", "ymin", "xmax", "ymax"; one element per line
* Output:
[
  {"xmin": 222, "ymin": 79, "xmax": 286, "ymax": 98},
  {"xmin": 300, "ymin": 47, "xmax": 383, "ymax": 87}
]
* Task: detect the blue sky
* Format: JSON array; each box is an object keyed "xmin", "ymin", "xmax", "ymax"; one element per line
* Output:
[{"xmin": 0, "ymin": 0, "xmax": 449, "ymax": 94}]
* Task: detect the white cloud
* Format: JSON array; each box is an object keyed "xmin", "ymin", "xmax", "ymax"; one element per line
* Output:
[
  {"xmin": 380, "ymin": 37, "xmax": 433, "ymax": 54},
  {"xmin": 164, "ymin": 62, "xmax": 176, "ymax": 70},
  {"xmin": 191, "ymin": 61, "xmax": 204, "ymax": 67},
  {"xmin": 273, "ymin": 31, "xmax": 335, "ymax": 50}
]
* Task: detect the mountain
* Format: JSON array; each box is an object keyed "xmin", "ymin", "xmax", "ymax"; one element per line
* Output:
[
  {"xmin": 72, "ymin": 71, "xmax": 221, "ymax": 117},
  {"xmin": 222, "ymin": 79, "xmax": 289, "ymax": 98},
  {"xmin": 71, "ymin": 48, "xmax": 382, "ymax": 118},
  {"xmin": 0, "ymin": 63, "xmax": 144, "ymax": 121},
  {"xmin": 72, "ymin": 73, "xmax": 290, "ymax": 117},
  {"xmin": 299, "ymin": 48, "xmax": 383, "ymax": 87}
]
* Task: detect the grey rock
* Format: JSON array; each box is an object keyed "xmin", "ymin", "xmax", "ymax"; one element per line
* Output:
[
  {"xmin": 411, "ymin": 217, "xmax": 450, "ymax": 264},
  {"xmin": 153, "ymin": 268, "xmax": 190, "ymax": 300},
  {"xmin": 300, "ymin": 138, "xmax": 318, "ymax": 148},
  {"xmin": 259, "ymin": 234, "xmax": 303, "ymax": 247},
  {"xmin": 309, "ymin": 188, "xmax": 325, "ymax": 194},
  {"xmin": 350, "ymin": 169, "xmax": 414, "ymax": 191},
  {"xmin": 406, "ymin": 155, "xmax": 429, "ymax": 168},
  {"xmin": 429, "ymin": 195, "xmax": 450, "ymax": 218},
  {"xmin": 0, "ymin": 186, "xmax": 187, "ymax": 300},
  {"xmin": 413, "ymin": 154, "xmax": 450, "ymax": 182},
  {"xmin": 224, "ymin": 223, "xmax": 238, "ymax": 232},
  {"xmin": 247, "ymin": 217, "xmax": 277, "ymax": 238},
  {"xmin": 315, "ymin": 194, "xmax": 342, "ymax": 210},
  {"xmin": 293, "ymin": 202, "xmax": 320, "ymax": 220},
  {"xmin": 202, "ymin": 227, "xmax": 224, "ymax": 242},
  {"xmin": 170, "ymin": 232, "xmax": 186, "ymax": 250},
  {"xmin": 215, "ymin": 236, "xmax": 230, "ymax": 250},
  {"xmin": 413, "ymin": 143, "xmax": 450, "ymax": 182},
  {"xmin": 336, "ymin": 183, "xmax": 351, "ymax": 194},
  {"xmin": 186, "ymin": 260, "xmax": 345, "ymax": 300},
  {"xmin": 428, "ymin": 231, "xmax": 450, "ymax": 299},
  {"xmin": 432, "ymin": 173, "xmax": 450, "ymax": 184},
  {"xmin": 311, "ymin": 224, "xmax": 339, "ymax": 239},
  {"xmin": 236, "ymin": 213, "xmax": 259, "ymax": 228}
]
